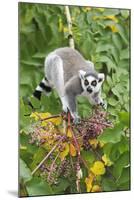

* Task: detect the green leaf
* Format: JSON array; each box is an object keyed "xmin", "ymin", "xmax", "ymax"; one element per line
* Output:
[
  {"xmin": 20, "ymin": 99, "xmax": 31, "ymax": 130},
  {"xmin": 111, "ymin": 87, "xmax": 120, "ymax": 98},
  {"xmin": 110, "ymin": 46, "xmax": 119, "ymax": 64},
  {"xmin": 20, "ymin": 158, "xmax": 32, "ymax": 183},
  {"xmin": 106, "ymin": 75, "xmax": 113, "ymax": 87},
  {"xmin": 112, "ymin": 151, "xmax": 130, "ymax": 179},
  {"xmin": 116, "ymin": 167, "xmax": 130, "ymax": 187},
  {"xmin": 103, "ymin": 143, "xmax": 113, "ymax": 157},
  {"xmin": 78, "ymin": 102, "xmax": 91, "ymax": 118},
  {"xmin": 98, "ymin": 124, "xmax": 123, "ymax": 144},
  {"xmin": 95, "ymin": 43, "xmax": 114, "ymax": 53},
  {"xmin": 118, "ymin": 112, "xmax": 129, "ymax": 127},
  {"xmin": 118, "ymin": 59, "xmax": 129, "ymax": 69},
  {"xmin": 26, "ymin": 177, "xmax": 53, "ymax": 196},
  {"xmin": 31, "ymin": 147, "xmax": 46, "ymax": 170},
  {"xmin": 108, "ymin": 98, "xmax": 118, "ymax": 106},
  {"xmin": 112, "ymin": 33, "xmax": 122, "ymax": 50},
  {"xmin": 32, "ymin": 52, "xmax": 46, "ymax": 58},
  {"xmin": 81, "ymin": 150, "xmax": 95, "ymax": 165},
  {"xmin": 52, "ymin": 178, "xmax": 70, "ymax": 194},
  {"xmin": 120, "ymin": 10, "xmax": 130, "ymax": 19},
  {"xmin": 20, "ymin": 60, "xmax": 43, "ymax": 67},
  {"xmin": 103, "ymin": 8, "xmax": 120, "ymax": 16},
  {"xmin": 20, "ymin": 84, "xmax": 33, "ymax": 97},
  {"xmin": 102, "ymin": 178, "xmax": 117, "ymax": 191},
  {"xmin": 40, "ymin": 92, "xmax": 62, "ymax": 114},
  {"xmin": 20, "ymin": 133, "xmax": 38, "ymax": 155},
  {"xmin": 110, "ymin": 145, "xmax": 120, "ymax": 162},
  {"xmin": 96, "ymin": 55, "xmax": 117, "ymax": 72},
  {"xmin": 116, "ymin": 24, "xmax": 128, "ymax": 45},
  {"xmin": 30, "ymin": 96, "xmax": 40, "ymax": 109},
  {"xmin": 118, "ymin": 136, "xmax": 129, "ymax": 154},
  {"xmin": 120, "ymin": 48, "xmax": 129, "ymax": 60},
  {"xmin": 77, "ymin": 96, "xmax": 89, "ymax": 104}
]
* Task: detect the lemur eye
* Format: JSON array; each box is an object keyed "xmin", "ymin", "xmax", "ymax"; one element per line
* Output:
[
  {"xmin": 91, "ymin": 80, "xmax": 97, "ymax": 87},
  {"xmin": 98, "ymin": 78, "xmax": 102, "ymax": 82},
  {"xmin": 84, "ymin": 79, "xmax": 89, "ymax": 86}
]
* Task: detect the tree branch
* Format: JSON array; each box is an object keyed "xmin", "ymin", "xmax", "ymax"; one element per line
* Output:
[
  {"xmin": 31, "ymin": 138, "xmax": 62, "ymax": 175},
  {"xmin": 65, "ymin": 5, "xmax": 75, "ymax": 49}
]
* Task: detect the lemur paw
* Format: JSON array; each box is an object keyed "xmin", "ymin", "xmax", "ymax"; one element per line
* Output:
[
  {"xmin": 99, "ymin": 101, "xmax": 107, "ymax": 110},
  {"xmin": 73, "ymin": 116, "xmax": 81, "ymax": 124}
]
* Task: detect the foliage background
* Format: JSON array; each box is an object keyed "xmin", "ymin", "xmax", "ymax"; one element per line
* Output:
[{"xmin": 19, "ymin": 2, "xmax": 130, "ymax": 197}]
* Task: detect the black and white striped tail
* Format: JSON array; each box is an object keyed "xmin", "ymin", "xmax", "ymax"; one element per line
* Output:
[{"xmin": 33, "ymin": 78, "xmax": 52, "ymax": 100}]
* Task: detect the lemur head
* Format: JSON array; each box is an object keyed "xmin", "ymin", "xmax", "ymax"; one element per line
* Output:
[{"xmin": 79, "ymin": 70, "xmax": 105, "ymax": 95}]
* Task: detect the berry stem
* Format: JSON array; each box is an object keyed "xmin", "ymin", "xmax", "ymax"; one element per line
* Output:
[
  {"xmin": 67, "ymin": 111, "xmax": 81, "ymax": 156},
  {"xmin": 81, "ymin": 119, "xmax": 113, "ymax": 128},
  {"xmin": 31, "ymin": 138, "xmax": 63, "ymax": 175},
  {"xmin": 39, "ymin": 114, "xmax": 61, "ymax": 121},
  {"xmin": 47, "ymin": 152, "xmax": 60, "ymax": 182}
]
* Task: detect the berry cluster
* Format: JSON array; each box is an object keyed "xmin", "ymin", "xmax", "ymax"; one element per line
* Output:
[
  {"xmin": 28, "ymin": 122, "xmax": 64, "ymax": 147},
  {"xmin": 75, "ymin": 110, "xmax": 113, "ymax": 150},
  {"xmin": 28, "ymin": 109, "xmax": 113, "ymax": 186},
  {"xmin": 58, "ymin": 159, "xmax": 71, "ymax": 178},
  {"xmin": 40, "ymin": 162, "xmax": 59, "ymax": 185}
]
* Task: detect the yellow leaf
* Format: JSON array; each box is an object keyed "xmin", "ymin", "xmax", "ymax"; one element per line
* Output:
[
  {"xmin": 85, "ymin": 173, "xmax": 94, "ymax": 192},
  {"xmin": 108, "ymin": 25, "xmax": 118, "ymax": 33},
  {"xmin": 89, "ymin": 139, "xmax": 98, "ymax": 149},
  {"xmin": 93, "ymin": 16, "xmax": 102, "ymax": 21},
  {"xmin": 48, "ymin": 117, "xmax": 62, "ymax": 126},
  {"xmin": 20, "ymin": 145, "xmax": 27, "ymax": 150},
  {"xmin": 30, "ymin": 112, "xmax": 39, "ymax": 121},
  {"xmin": 99, "ymin": 141, "xmax": 105, "ymax": 148},
  {"xmin": 67, "ymin": 127, "xmax": 72, "ymax": 138},
  {"xmin": 97, "ymin": 8, "xmax": 105, "ymax": 12},
  {"xmin": 63, "ymin": 27, "xmax": 69, "ymax": 33},
  {"xmin": 31, "ymin": 112, "xmax": 62, "ymax": 126},
  {"xmin": 102, "ymin": 154, "xmax": 113, "ymax": 166},
  {"xmin": 30, "ymin": 112, "xmax": 51, "ymax": 121},
  {"xmin": 59, "ymin": 143, "xmax": 69, "ymax": 161},
  {"xmin": 83, "ymin": 7, "xmax": 91, "ymax": 12},
  {"xmin": 91, "ymin": 185, "xmax": 102, "ymax": 192},
  {"xmin": 58, "ymin": 17, "xmax": 63, "ymax": 32},
  {"xmin": 39, "ymin": 112, "xmax": 51, "ymax": 119},
  {"xmin": 104, "ymin": 15, "xmax": 118, "ymax": 23},
  {"xmin": 90, "ymin": 161, "xmax": 106, "ymax": 175},
  {"xmin": 70, "ymin": 143, "xmax": 76, "ymax": 157}
]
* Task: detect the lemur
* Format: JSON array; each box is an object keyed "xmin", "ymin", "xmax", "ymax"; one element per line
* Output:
[{"xmin": 33, "ymin": 47, "xmax": 106, "ymax": 123}]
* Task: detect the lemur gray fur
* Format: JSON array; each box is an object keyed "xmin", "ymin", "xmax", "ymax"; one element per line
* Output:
[{"xmin": 33, "ymin": 47, "xmax": 106, "ymax": 123}]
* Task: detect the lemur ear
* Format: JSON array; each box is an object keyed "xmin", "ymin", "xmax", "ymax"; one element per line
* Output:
[
  {"xmin": 98, "ymin": 73, "xmax": 105, "ymax": 83},
  {"xmin": 79, "ymin": 70, "xmax": 86, "ymax": 80}
]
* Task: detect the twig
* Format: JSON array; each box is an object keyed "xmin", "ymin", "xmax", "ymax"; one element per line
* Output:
[
  {"xmin": 80, "ymin": 156, "xmax": 89, "ymax": 170},
  {"xmin": 65, "ymin": 6, "xmax": 75, "ymax": 49},
  {"xmin": 31, "ymin": 138, "xmax": 62, "ymax": 175},
  {"xmin": 67, "ymin": 111, "xmax": 80, "ymax": 156},
  {"xmin": 81, "ymin": 119, "xmax": 113, "ymax": 128},
  {"xmin": 40, "ymin": 114, "xmax": 61, "ymax": 121}
]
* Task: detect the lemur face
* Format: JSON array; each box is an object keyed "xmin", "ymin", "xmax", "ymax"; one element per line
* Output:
[{"xmin": 79, "ymin": 70, "xmax": 105, "ymax": 95}]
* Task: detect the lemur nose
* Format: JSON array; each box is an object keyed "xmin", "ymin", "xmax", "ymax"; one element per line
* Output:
[{"xmin": 87, "ymin": 87, "xmax": 93, "ymax": 94}]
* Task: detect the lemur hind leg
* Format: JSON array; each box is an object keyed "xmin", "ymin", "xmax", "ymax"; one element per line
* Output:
[{"xmin": 45, "ymin": 53, "xmax": 68, "ymax": 112}]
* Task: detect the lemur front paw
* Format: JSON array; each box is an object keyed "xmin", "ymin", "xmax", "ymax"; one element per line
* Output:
[
  {"xmin": 73, "ymin": 116, "xmax": 81, "ymax": 124},
  {"xmin": 99, "ymin": 101, "xmax": 107, "ymax": 110}
]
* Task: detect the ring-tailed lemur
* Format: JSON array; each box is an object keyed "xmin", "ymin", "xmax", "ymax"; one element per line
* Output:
[{"xmin": 33, "ymin": 47, "xmax": 106, "ymax": 123}]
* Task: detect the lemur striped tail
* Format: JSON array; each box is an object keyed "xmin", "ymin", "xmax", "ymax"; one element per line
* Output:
[{"xmin": 33, "ymin": 78, "xmax": 52, "ymax": 100}]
